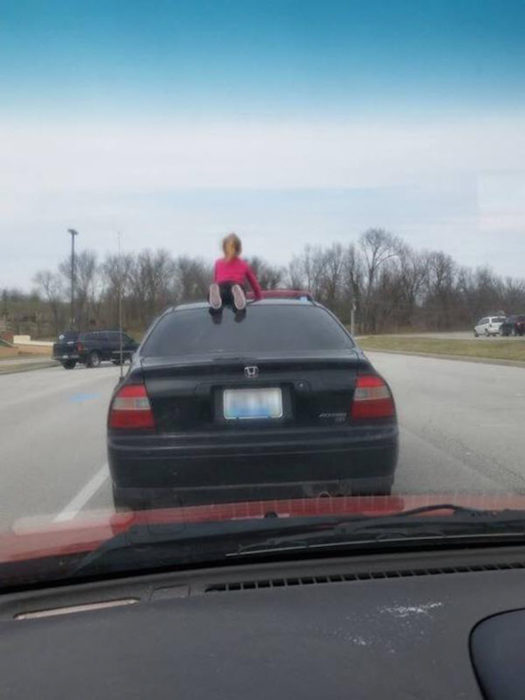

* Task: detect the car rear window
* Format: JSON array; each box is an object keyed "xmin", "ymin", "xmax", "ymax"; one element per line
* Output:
[{"xmin": 142, "ymin": 305, "xmax": 354, "ymax": 356}]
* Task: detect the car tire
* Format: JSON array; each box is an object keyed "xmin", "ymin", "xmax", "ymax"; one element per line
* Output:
[
  {"xmin": 474, "ymin": 331, "xmax": 479, "ymax": 337},
  {"xmin": 61, "ymin": 360, "xmax": 76, "ymax": 370},
  {"xmin": 87, "ymin": 350, "xmax": 102, "ymax": 368}
]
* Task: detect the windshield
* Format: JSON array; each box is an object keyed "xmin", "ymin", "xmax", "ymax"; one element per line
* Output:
[{"xmin": 1, "ymin": 0, "xmax": 525, "ymax": 590}]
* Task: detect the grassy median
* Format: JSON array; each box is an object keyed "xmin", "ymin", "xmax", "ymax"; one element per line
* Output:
[{"xmin": 358, "ymin": 336, "xmax": 525, "ymax": 363}]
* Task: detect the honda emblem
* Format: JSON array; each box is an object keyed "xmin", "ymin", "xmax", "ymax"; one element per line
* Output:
[{"xmin": 244, "ymin": 366, "xmax": 259, "ymax": 378}]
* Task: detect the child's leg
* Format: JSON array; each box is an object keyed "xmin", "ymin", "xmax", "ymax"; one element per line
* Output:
[
  {"xmin": 231, "ymin": 284, "xmax": 247, "ymax": 311},
  {"xmin": 219, "ymin": 282, "xmax": 234, "ymax": 307}
]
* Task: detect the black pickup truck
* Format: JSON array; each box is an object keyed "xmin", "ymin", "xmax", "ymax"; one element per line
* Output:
[{"xmin": 53, "ymin": 330, "xmax": 139, "ymax": 369}]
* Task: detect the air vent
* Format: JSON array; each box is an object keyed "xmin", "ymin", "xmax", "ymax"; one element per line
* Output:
[{"xmin": 205, "ymin": 561, "xmax": 525, "ymax": 593}]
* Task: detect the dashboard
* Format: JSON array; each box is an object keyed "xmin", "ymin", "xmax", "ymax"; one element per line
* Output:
[{"xmin": 2, "ymin": 545, "xmax": 525, "ymax": 699}]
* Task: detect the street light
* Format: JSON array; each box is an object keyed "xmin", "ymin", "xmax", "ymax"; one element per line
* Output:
[{"xmin": 67, "ymin": 229, "xmax": 79, "ymax": 329}]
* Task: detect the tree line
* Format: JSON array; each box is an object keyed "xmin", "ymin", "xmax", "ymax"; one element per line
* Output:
[{"xmin": 2, "ymin": 228, "xmax": 525, "ymax": 338}]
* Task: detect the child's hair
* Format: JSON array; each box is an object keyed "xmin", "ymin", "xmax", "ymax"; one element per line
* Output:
[{"xmin": 222, "ymin": 233, "xmax": 242, "ymax": 260}]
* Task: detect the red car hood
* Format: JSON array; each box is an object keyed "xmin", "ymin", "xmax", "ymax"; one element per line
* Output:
[{"xmin": 2, "ymin": 493, "xmax": 525, "ymax": 565}]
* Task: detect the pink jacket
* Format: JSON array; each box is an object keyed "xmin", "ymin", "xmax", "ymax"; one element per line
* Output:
[{"xmin": 214, "ymin": 257, "xmax": 263, "ymax": 300}]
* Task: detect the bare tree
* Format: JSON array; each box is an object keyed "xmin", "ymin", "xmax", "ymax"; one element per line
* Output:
[
  {"xmin": 128, "ymin": 249, "xmax": 177, "ymax": 327},
  {"xmin": 287, "ymin": 246, "xmax": 327, "ymax": 298},
  {"xmin": 175, "ymin": 256, "xmax": 211, "ymax": 302},
  {"xmin": 359, "ymin": 229, "xmax": 402, "ymax": 331},
  {"xmin": 33, "ymin": 270, "xmax": 65, "ymax": 335},
  {"xmin": 319, "ymin": 244, "xmax": 344, "ymax": 309},
  {"xmin": 245, "ymin": 256, "xmax": 284, "ymax": 290},
  {"xmin": 100, "ymin": 253, "xmax": 134, "ymax": 328},
  {"xmin": 18, "ymin": 234, "xmax": 525, "ymax": 338}
]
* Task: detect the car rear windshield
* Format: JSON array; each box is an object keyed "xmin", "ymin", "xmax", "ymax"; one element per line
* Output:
[{"xmin": 142, "ymin": 305, "xmax": 354, "ymax": 356}]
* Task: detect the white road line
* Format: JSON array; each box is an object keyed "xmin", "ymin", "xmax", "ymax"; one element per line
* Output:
[{"xmin": 53, "ymin": 463, "xmax": 110, "ymax": 522}]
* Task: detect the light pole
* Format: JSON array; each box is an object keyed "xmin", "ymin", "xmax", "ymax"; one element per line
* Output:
[
  {"xmin": 350, "ymin": 298, "xmax": 356, "ymax": 336},
  {"xmin": 67, "ymin": 229, "xmax": 79, "ymax": 328},
  {"xmin": 117, "ymin": 231, "xmax": 124, "ymax": 380}
]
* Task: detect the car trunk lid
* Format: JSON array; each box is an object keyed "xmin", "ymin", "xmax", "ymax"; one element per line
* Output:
[{"xmin": 142, "ymin": 350, "xmax": 371, "ymax": 433}]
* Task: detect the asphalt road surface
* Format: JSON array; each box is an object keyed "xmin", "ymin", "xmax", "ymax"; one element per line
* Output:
[{"xmin": 1, "ymin": 353, "xmax": 525, "ymax": 532}]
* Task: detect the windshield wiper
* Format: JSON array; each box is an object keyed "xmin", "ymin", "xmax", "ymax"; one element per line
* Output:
[
  {"xmin": 234, "ymin": 504, "xmax": 525, "ymax": 556},
  {"xmin": 71, "ymin": 504, "xmax": 525, "ymax": 578}
]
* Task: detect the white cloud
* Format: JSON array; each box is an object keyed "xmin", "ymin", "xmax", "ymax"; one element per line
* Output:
[
  {"xmin": 1, "ymin": 116, "xmax": 524, "ymax": 194},
  {"xmin": 1, "ymin": 116, "xmax": 524, "ymax": 287}
]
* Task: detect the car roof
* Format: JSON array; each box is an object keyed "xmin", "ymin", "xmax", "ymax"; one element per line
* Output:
[{"xmin": 173, "ymin": 298, "xmax": 319, "ymax": 312}]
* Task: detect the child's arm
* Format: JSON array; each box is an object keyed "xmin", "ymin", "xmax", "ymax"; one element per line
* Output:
[{"xmin": 245, "ymin": 264, "xmax": 263, "ymax": 300}]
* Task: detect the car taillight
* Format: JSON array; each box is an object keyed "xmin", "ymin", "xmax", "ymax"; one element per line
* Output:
[
  {"xmin": 108, "ymin": 384, "xmax": 155, "ymax": 429},
  {"xmin": 351, "ymin": 374, "xmax": 395, "ymax": 420},
  {"xmin": 76, "ymin": 342, "xmax": 84, "ymax": 353}
]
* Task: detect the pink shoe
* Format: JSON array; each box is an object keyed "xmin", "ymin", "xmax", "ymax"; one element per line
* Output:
[
  {"xmin": 232, "ymin": 284, "xmax": 247, "ymax": 311},
  {"xmin": 209, "ymin": 283, "xmax": 222, "ymax": 310}
]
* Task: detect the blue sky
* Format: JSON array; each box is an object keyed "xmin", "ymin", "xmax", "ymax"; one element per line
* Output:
[
  {"xmin": 3, "ymin": 0, "xmax": 525, "ymax": 119},
  {"xmin": 1, "ymin": 0, "xmax": 525, "ymax": 286}
]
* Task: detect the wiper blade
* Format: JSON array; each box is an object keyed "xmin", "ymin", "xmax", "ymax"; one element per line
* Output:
[
  {"xmin": 71, "ymin": 517, "xmax": 337, "ymax": 577},
  {"xmin": 234, "ymin": 504, "xmax": 525, "ymax": 556},
  {"xmin": 71, "ymin": 504, "xmax": 525, "ymax": 577}
]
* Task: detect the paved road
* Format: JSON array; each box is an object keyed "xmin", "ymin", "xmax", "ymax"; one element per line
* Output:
[{"xmin": 1, "ymin": 354, "xmax": 525, "ymax": 532}]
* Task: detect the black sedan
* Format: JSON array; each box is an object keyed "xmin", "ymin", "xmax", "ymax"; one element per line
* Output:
[{"xmin": 107, "ymin": 297, "xmax": 398, "ymax": 510}]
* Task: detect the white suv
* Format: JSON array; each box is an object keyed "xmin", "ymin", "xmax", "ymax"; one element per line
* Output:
[{"xmin": 474, "ymin": 316, "xmax": 506, "ymax": 337}]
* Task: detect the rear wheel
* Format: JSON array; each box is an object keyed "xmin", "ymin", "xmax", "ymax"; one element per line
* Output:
[
  {"xmin": 61, "ymin": 360, "xmax": 76, "ymax": 369},
  {"xmin": 87, "ymin": 350, "xmax": 101, "ymax": 368}
]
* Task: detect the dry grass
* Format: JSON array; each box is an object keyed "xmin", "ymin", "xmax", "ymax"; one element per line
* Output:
[{"xmin": 358, "ymin": 335, "xmax": 525, "ymax": 363}]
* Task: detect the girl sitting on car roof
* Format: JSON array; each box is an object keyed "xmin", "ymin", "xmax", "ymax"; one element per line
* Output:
[{"xmin": 209, "ymin": 233, "xmax": 263, "ymax": 312}]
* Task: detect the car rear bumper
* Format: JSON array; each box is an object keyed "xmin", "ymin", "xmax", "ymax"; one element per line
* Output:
[{"xmin": 108, "ymin": 424, "xmax": 398, "ymax": 503}]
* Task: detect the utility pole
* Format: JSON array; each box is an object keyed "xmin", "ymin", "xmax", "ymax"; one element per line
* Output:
[
  {"xmin": 67, "ymin": 229, "xmax": 79, "ymax": 329},
  {"xmin": 350, "ymin": 298, "xmax": 356, "ymax": 336},
  {"xmin": 117, "ymin": 231, "xmax": 124, "ymax": 380}
]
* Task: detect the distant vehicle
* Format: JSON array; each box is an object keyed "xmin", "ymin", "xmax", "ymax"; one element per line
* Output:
[
  {"xmin": 53, "ymin": 330, "xmax": 139, "ymax": 369},
  {"xmin": 473, "ymin": 316, "xmax": 506, "ymax": 337},
  {"xmin": 500, "ymin": 315, "xmax": 525, "ymax": 337},
  {"xmin": 107, "ymin": 295, "xmax": 398, "ymax": 511}
]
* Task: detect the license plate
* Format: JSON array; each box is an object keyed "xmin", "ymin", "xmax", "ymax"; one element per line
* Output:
[{"xmin": 223, "ymin": 388, "xmax": 283, "ymax": 420}]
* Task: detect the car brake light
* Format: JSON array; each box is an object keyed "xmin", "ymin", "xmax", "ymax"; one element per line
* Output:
[
  {"xmin": 109, "ymin": 384, "xmax": 155, "ymax": 429},
  {"xmin": 351, "ymin": 374, "xmax": 395, "ymax": 420}
]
